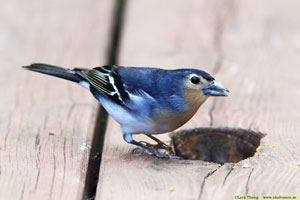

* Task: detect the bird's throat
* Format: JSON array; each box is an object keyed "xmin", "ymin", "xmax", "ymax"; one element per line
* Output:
[{"xmin": 185, "ymin": 89, "xmax": 208, "ymax": 111}]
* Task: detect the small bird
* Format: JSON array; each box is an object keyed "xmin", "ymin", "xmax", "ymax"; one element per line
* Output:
[{"xmin": 23, "ymin": 63, "xmax": 229, "ymax": 159}]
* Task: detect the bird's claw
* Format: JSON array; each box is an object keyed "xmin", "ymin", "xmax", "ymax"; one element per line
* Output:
[
  {"xmin": 140, "ymin": 140, "xmax": 172, "ymax": 152},
  {"xmin": 133, "ymin": 147, "xmax": 153, "ymax": 155},
  {"xmin": 141, "ymin": 135, "xmax": 174, "ymax": 154},
  {"xmin": 133, "ymin": 147, "xmax": 183, "ymax": 160}
]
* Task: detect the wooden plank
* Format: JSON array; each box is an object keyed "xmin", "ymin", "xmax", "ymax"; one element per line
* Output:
[
  {"xmin": 0, "ymin": 0, "xmax": 115, "ymax": 199},
  {"xmin": 203, "ymin": 1, "xmax": 300, "ymax": 197},
  {"xmin": 96, "ymin": 0, "xmax": 300, "ymax": 199}
]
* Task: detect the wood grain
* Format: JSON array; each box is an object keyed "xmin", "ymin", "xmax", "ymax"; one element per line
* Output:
[
  {"xmin": 96, "ymin": 0, "xmax": 300, "ymax": 199},
  {"xmin": 0, "ymin": 0, "xmax": 114, "ymax": 199}
]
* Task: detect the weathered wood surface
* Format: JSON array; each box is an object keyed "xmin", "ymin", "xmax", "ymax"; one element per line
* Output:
[
  {"xmin": 0, "ymin": 0, "xmax": 114, "ymax": 199},
  {"xmin": 96, "ymin": 0, "xmax": 300, "ymax": 199}
]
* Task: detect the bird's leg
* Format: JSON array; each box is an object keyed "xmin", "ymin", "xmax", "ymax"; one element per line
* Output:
[
  {"xmin": 143, "ymin": 134, "xmax": 173, "ymax": 153},
  {"xmin": 123, "ymin": 133, "xmax": 182, "ymax": 159}
]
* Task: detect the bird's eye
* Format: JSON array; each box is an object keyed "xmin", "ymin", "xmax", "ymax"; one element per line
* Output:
[{"xmin": 190, "ymin": 76, "xmax": 200, "ymax": 84}]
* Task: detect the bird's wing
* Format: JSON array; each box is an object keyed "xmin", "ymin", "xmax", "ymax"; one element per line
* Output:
[
  {"xmin": 116, "ymin": 66, "xmax": 162, "ymax": 98},
  {"xmin": 76, "ymin": 65, "xmax": 129, "ymax": 106}
]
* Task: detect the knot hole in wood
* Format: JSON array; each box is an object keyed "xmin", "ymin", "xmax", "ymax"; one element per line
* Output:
[{"xmin": 170, "ymin": 127, "xmax": 265, "ymax": 164}]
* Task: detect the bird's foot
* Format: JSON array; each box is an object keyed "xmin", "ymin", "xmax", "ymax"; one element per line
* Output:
[
  {"xmin": 133, "ymin": 147, "xmax": 183, "ymax": 160},
  {"xmin": 142, "ymin": 135, "xmax": 174, "ymax": 153},
  {"xmin": 140, "ymin": 141, "xmax": 173, "ymax": 153}
]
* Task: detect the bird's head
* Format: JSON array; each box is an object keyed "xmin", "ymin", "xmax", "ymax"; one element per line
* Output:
[{"xmin": 180, "ymin": 69, "xmax": 229, "ymax": 108}]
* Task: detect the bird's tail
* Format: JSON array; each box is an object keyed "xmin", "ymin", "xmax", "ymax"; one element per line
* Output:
[{"xmin": 23, "ymin": 63, "xmax": 83, "ymax": 83}]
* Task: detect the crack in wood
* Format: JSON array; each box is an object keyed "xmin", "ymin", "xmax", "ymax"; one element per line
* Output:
[
  {"xmin": 82, "ymin": 0, "xmax": 127, "ymax": 199},
  {"xmin": 35, "ymin": 132, "xmax": 40, "ymax": 150},
  {"xmin": 107, "ymin": 0, "xmax": 127, "ymax": 65},
  {"xmin": 245, "ymin": 168, "xmax": 254, "ymax": 194},
  {"xmin": 20, "ymin": 182, "xmax": 25, "ymax": 200},
  {"xmin": 33, "ymin": 168, "xmax": 40, "ymax": 193},
  {"xmin": 82, "ymin": 107, "xmax": 108, "ymax": 200},
  {"xmin": 32, "ymin": 129, "xmax": 41, "ymax": 193},
  {"xmin": 49, "ymin": 142, "xmax": 56, "ymax": 200},
  {"xmin": 59, "ymin": 137, "xmax": 67, "ymax": 199},
  {"xmin": 198, "ymin": 166, "xmax": 220, "ymax": 200},
  {"xmin": 222, "ymin": 164, "xmax": 234, "ymax": 186}
]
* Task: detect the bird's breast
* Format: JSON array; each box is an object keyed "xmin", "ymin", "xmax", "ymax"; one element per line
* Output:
[{"xmin": 151, "ymin": 108, "xmax": 199, "ymax": 134}]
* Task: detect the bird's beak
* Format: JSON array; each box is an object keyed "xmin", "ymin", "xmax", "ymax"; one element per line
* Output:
[{"xmin": 203, "ymin": 81, "xmax": 229, "ymax": 96}]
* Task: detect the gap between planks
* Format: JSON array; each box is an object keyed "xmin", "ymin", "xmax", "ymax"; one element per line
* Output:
[{"xmin": 82, "ymin": 0, "xmax": 128, "ymax": 199}]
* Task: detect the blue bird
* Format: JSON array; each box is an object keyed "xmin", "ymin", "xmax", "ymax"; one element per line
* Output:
[{"xmin": 23, "ymin": 63, "xmax": 229, "ymax": 159}]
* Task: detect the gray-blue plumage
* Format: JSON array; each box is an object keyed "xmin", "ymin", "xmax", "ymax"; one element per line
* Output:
[
  {"xmin": 23, "ymin": 63, "xmax": 227, "ymax": 159},
  {"xmin": 117, "ymin": 66, "xmax": 214, "ymax": 113}
]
